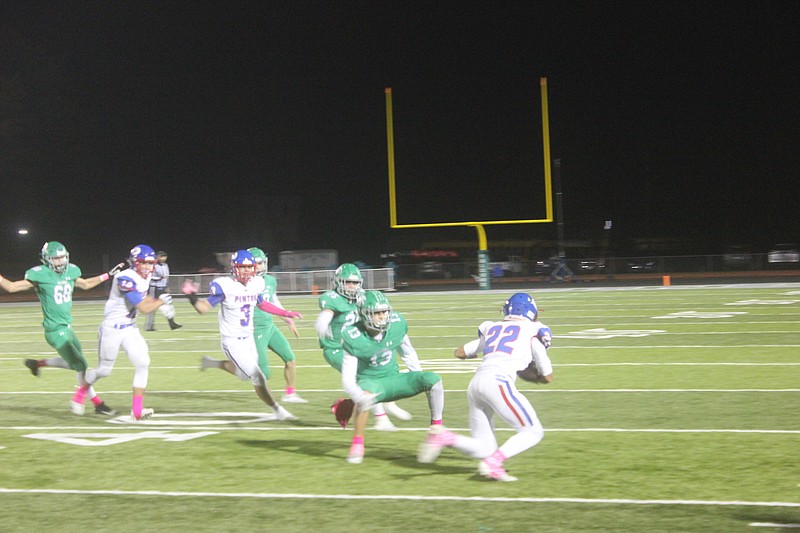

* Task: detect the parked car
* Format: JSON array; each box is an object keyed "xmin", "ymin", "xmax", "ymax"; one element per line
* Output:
[
  {"xmin": 722, "ymin": 245, "xmax": 754, "ymax": 269},
  {"xmin": 767, "ymin": 243, "xmax": 800, "ymax": 264},
  {"xmin": 626, "ymin": 257, "xmax": 657, "ymax": 272},
  {"xmin": 418, "ymin": 261, "xmax": 447, "ymax": 278},
  {"xmin": 579, "ymin": 259, "xmax": 607, "ymax": 272}
]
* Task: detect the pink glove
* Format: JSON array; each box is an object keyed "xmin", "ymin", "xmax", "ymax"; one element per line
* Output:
[{"xmin": 181, "ymin": 280, "xmax": 199, "ymax": 294}]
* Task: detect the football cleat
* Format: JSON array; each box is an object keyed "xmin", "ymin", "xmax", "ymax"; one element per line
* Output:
[
  {"xmin": 274, "ymin": 406, "xmax": 298, "ymax": 421},
  {"xmin": 346, "ymin": 443, "xmax": 365, "ymax": 464},
  {"xmin": 70, "ymin": 400, "xmax": 86, "ymax": 416},
  {"xmin": 417, "ymin": 427, "xmax": 457, "ymax": 464},
  {"xmin": 478, "ymin": 459, "xmax": 518, "ymax": 482},
  {"xmin": 200, "ymin": 355, "xmax": 219, "ymax": 371},
  {"xmin": 373, "ymin": 415, "xmax": 397, "ymax": 432},
  {"xmin": 383, "ymin": 401, "xmax": 412, "ymax": 421},
  {"xmin": 24, "ymin": 359, "xmax": 40, "ymax": 377},
  {"xmin": 281, "ymin": 392, "xmax": 308, "ymax": 404},
  {"xmin": 94, "ymin": 402, "xmax": 117, "ymax": 416},
  {"xmin": 130, "ymin": 408, "xmax": 154, "ymax": 422}
]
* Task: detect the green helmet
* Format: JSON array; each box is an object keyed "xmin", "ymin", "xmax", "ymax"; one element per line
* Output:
[
  {"xmin": 247, "ymin": 247, "xmax": 268, "ymax": 275},
  {"xmin": 334, "ymin": 263, "xmax": 363, "ymax": 300},
  {"xmin": 359, "ymin": 290, "xmax": 392, "ymax": 332},
  {"xmin": 40, "ymin": 241, "xmax": 69, "ymax": 274}
]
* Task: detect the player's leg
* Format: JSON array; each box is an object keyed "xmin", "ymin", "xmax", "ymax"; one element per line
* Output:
[
  {"xmin": 28, "ymin": 328, "xmax": 76, "ymax": 376},
  {"xmin": 254, "ymin": 329, "xmax": 273, "ymax": 380},
  {"xmin": 226, "ymin": 337, "xmax": 296, "ymax": 420},
  {"xmin": 346, "ymin": 404, "xmax": 370, "ymax": 464},
  {"xmin": 269, "ymin": 328, "xmax": 307, "ymax": 403},
  {"xmin": 325, "ymin": 348, "xmax": 393, "ymax": 428},
  {"xmin": 56, "ymin": 329, "xmax": 116, "ymax": 415},
  {"xmin": 473, "ymin": 375, "xmax": 536, "ymax": 481},
  {"xmin": 120, "ymin": 329, "xmax": 153, "ymax": 420}
]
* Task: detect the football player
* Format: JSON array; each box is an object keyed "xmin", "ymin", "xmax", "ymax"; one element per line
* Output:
[
  {"xmin": 0, "ymin": 241, "xmax": 124, "ymax": 415},
  {"xmin": 185, "ymin": 249, "xmax": 303, "ymax": 420},
  {"xmin": 316, "ymin": 263, "xmax": 412, "ymax": 431},
  {"xmin": 338, "ymin": 290, "xmax": 446, "ymax": 464},
  {"xmin": 200, "ymin": 247, "xmax": 306, "ymax": 403},
  {"xmin": 417, "ymin": 292, "xmax": 554, "ymax": 482},
  {"xmin": 82, "ymin": 244, "xmax": 170, "ymax": 421}
]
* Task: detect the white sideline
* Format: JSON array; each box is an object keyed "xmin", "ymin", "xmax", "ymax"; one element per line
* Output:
[{"xmin": 0, "ymin": 487, "xmax": 798, "ymax": 507}]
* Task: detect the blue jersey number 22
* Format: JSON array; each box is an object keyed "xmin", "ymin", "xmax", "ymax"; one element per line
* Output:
[{"xmin": 484, "ymin": 324, "xmax": 520, "ymax": 355}]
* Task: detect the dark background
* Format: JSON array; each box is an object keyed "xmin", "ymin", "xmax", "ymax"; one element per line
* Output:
[{"xmin": 2, "ymin": 2, "xmax": 798, "ymax": 273}]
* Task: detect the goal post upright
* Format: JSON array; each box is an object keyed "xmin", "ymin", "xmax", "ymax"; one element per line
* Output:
[{"xmin": 384, "ymin": 79, "xmax": 555, "ymax": 289}]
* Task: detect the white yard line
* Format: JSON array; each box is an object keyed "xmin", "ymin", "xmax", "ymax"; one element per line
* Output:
[{"xmin": 0, "ymin": 487, "xmax": 798, "ymax": 507}]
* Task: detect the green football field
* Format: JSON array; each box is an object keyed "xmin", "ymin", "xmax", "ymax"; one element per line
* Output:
[{"xmin": 1, "ymin": 284, "xmax": 799, "ymax": 532}]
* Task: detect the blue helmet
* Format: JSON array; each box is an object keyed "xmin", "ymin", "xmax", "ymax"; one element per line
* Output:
[
  {"xmin": 231, "ymin": 249, "xmax": 257, "ymax": 284},
  {"xmin": 503, "ymin": 292, "xmax": 538, "ymax": 321},
  {"xmin": 129, "ymin": 244, "xmax": 156, "ymax": 278}
]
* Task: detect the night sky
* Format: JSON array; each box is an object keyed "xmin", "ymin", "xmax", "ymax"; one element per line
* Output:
[{"xmin": 2, "ymin": 2, "xmax": 798, "ymax": 271}]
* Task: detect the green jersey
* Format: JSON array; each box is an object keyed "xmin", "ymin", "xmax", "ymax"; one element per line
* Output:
[
  {"xmin": 341, "ymin": 312, "xmax": 408, "ymax": 380},
  {"xmin": 253, "ymin": 274, "xmax": 279, "ymax": 328},
  {"xmin": 24, "ymin": 263, "xmax": 82, "ymax": 332},
  {"xmin": 318, "ymin": 290, "xmax": 359, "ymax": 351}
]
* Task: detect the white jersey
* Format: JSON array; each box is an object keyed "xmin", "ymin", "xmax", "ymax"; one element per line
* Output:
[
  {"xmin": 472, "ymin": 318, "xmax": 553, "ymax": 379},
  {"xmin": 208, "ymin": 275, "xmax": 265, "ymax": 338},
  {"xmin": 102, "ymin": 267, "xmax": 151, "ymax": 326}
]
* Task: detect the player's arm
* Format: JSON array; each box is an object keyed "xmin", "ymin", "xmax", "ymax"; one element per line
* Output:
[
  {"xmin": 272, "ymin": 294, "xmax": 299, "ymax": 337},
  {"xmin": 181, "ymin": 280, "xmax": 213, "ymax": 314},
  {"xmin": 74, "ymin": 261, "xmax": 127, "ymax": 290},
  {"xmin": 256, "ymin": 298, "xmax": 302, "ymax": 319},
  {"xmin": 398, "ymin": 334, "xmax": 423, "ymax": 371},
  {"xmin": 454, "ymin": 338, "xmax": 482, "ymax": 359},
  {"xmin": 75, "ymin": 262, "xmax": 127, "ymax": 290},
  {"xmin": 315, "ymin": 309, "xmax": 335, "ymax": 340},
  {"xmin": 519, "ymin": 333, "xmax": 554, "ymax": 384},
  {"xmin": 0, "ymin": 274, "xmax": 34, "ymax": 293}
]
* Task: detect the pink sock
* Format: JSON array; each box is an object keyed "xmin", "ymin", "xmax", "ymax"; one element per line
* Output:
[
  {"xmin": 91, "ymin": 396, "xmax": 103, "ymax": 406},
  {"xmin": 132, "ymin": 395, "xmax": 144, "ymax": 418},
  {"xmin": 351, "ymin": 435, "xmax": 364, "ymax": 446},
  {"xmin": 489, "ymin": 449, "xmax": 507, "ymax": 464},
  {"xmin": 285, "ymin": 387, "xmax": 295, "ymax": 395},
  {"xmin": 71, "ymin": 385, "xmax": 88, "ymax": 404},
  {"xmin": 431, "ymin": 419, "xmax": 443, "ymax": 426}
]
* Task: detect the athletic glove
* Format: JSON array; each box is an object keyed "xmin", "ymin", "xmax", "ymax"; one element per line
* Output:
[
  {"xmin": 158, "ymin": 293, "xmax": 173, "ymax": 305},
  {"xmin": 108, "ymin": 262, "xmax": 126, "ymax": 277}
]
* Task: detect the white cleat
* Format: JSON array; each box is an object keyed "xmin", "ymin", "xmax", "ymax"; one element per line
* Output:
[
  {"xmin": 274, "ymin": 406, "xmax": 298, "ymax": 421},
  {"xmin": 384, "ymin": 401, "xmax": 412, "ymax": 421},
  {"xmin": 281, "ymin": 393, "xmax": 308, "ymax": 404},
  {"xmin": 70, "ymin": 401, "xmax": 86, "ymax": 416},
  {"xmin": 200, "ymin": 355, "xmax": 218, "ymax": 371},
  {"xmin": 130, "ymin": 408, "xmax": 155, "ymax": 422},
  {"xmin": 478, "ymin": 460, "xmax": 518, "ymax": 482},
  {"xmin": 346, "ymin": 443, "xmax": 364, "ymax": 464},
  {"xmin": 373, "ymin": 415, "xmax": 397, "ymax": 432}
]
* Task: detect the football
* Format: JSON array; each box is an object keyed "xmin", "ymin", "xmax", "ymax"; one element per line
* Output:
[{"xmin": 517, "ymin": 361, "xmax": 546, "ymax": 383}]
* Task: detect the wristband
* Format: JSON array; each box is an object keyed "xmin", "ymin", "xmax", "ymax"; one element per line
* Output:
[
  {"xmin": 188, "ymin": 293, "xmax": 198, "ymax": 305},
  {"xmin": 100, "ymin": 273, "xmax": 110, "ymax": 282}
]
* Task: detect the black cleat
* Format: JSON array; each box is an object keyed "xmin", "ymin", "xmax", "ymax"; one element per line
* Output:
[
  {"xmin": 169, "ymin": 319, "xmax": 182, "ymax": 330},
  {"xmin": 94, "ymin": 402, "xmax": 118, "ymax": 416},
  {"xmin": 24, "ymin": 359, "xmax": 40, "ymax": 377}
]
